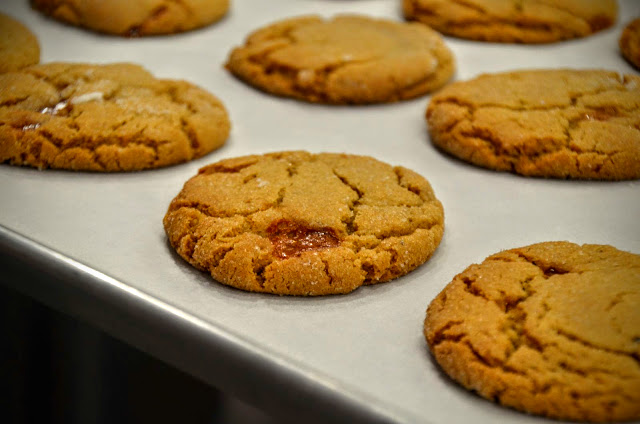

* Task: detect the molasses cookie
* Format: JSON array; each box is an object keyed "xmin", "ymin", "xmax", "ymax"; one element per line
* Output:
[
  {"xmin": 0, "ymin": 62, "xmax": 230, "ymax": 171},
  {"xmin": 403, "ymin": 0, "xmax": 618, "ymax": 43},
  {"xmin": 425, "ymin": 241, "xmax": 640, "ymax": 422},
  {"xmin": 426, "ymin": 69, "xmax": 640, "ymax": 180},
  {"xmin": 225, "ymin": 15, "xmax": 454, "ymax": 104},
  {"xmin": 620, "ymin": 18, "xmax": 640, "ymax": 69},
  {"xmin": 164, "ymin": 151, "xmax": 444, "ymax": 295},
  {"xmin": 0, "ymin": 12, "xmax": 40, "ymax": 73},
  {"xmin": 30, "ymin": 0, "xmax": 229, "ymax": 36}
]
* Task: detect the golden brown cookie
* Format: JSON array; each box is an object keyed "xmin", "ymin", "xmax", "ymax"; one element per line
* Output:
[
  {"xmin": 225, "ymin": 15, "xmax": 455, "ymax": 104},
  {"xmin": 425, "ymin": 241, "xmax": 640, "ymax": 422},
  {"xmin": 426, "ymin": 69, "xmax": 640, "ymax": 180},
  {"xmin": 164, "ymin": 151, "xmax": 445, "ymax": 295},
  {"xmin": 620, "ymin": 18, "xmax": 640, "ymax": 70},
  {"xmin": 30, "ymin": 0, "xmax": 229, "ymax": 36},
  {"xmin": 0, "ymin": 12, "xmax": 40, "ymax": 73},
  {"xmin": 404, "ymin": 0, "xmax": 618, "ymax": 43},
  {"xmin": 0, "ymin": 62, "xmax": 230, "ymax": 171}
]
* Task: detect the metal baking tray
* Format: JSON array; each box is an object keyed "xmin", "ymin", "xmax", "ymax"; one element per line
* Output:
[{"xmin": 1, "ymin": 0, "xmax": 639, "ymax": 422}]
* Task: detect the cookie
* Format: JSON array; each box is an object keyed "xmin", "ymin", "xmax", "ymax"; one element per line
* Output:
[
  {"xmin": 620, "ymin": 18, "xmax": 640, "ymax": 70},
  {"xmin": 163, "ymin": 151, "xmax": 444, "ymax": 295},
  {"xmin": 403, "ymin": 0, "xmax": 618, "ymax": 43},
  {"xmin": 0, "ymin": 12, "xmax": 40, "ymax": 73},
  {"xmin": 225, "ymin": 15, "xmax": 455, "ymax": 104},
  {"xmin": 425, "ymin": 241, "xmax": 640, "ymax": 422},
  {"xmin": 426, "ymin": 69, "xmax": 640, "ymax": 180},
  {"xmin": 0, "ymin": 63, "xmax": 230, "ymax": 171},
  {"xmin": 30, "ymin": 0, "xmax": 229, "ymax": 36}
]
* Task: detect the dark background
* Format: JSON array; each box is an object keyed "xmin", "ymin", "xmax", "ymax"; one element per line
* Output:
[{"xmin": 1, "ymin": 284, "xmax": 280, "ymax": 424}]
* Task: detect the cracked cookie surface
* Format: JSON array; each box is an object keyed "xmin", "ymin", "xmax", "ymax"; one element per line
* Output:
[
  {"xmin": 0, "ymin": 12, "xmax": 40, "ymax": 73},
  {"xmin": 425, "ymin": 241, "xmax": 640, "ymax": 422},
  {"xmin": 620, "ymin": 18, "xmax": 640, "ymax": 70},
  {"xmin": 163, "ymin": 151, "xmax": 444, "ymax": 295},
  {"xmin": 225, "ymin": 15, "xmax": 455, "ymax": 104},
  {"xmin": 426, "ymin": 69, "xmax": 640, "ymax": 180},
  {"xmin": 0, "ymin": 62, "xmax": 230, "ymax": 171},
  {"xmin": 403, "ymin": 0, "xmax": 617, "ymax": 43},
  {"xmin": 30, "ymin": 0, "xmax": 229, "ymax": 36}
]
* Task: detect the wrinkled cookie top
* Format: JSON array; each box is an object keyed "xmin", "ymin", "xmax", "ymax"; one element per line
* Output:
[
  {"xmin": 164, "ymin": 151, "xmax": 445, "ymax": 295},
  {"xmin": 425, "ymin": 241, "xmax": 640, "ymax": 422},
  {"xmin": 404, "ymin": 0, "xmax": 617, "ymax": 43},
  {"xmin": 0, "ymin": 62, "xmax": 230, "ymax": 171},
  {"xmin": 30, "ymin": 0, "xmax": 230, "ymax": 36},
  {"xmin": 226, "ymin": 15, "xmax": 454, "ymax": 104},
  {"xmin": 427, "ymin": 69, "xmax": 640, "ymax": 180}
]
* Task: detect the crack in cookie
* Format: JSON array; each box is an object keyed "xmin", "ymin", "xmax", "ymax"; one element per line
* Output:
[
  {"xmin": 164, "ymin": 151, "xmax": 444, "ymax": 295},
  {"xmin": 0, "ymin": 63, "xmax": 230, "ymax": 171},
  {"xmin": 426, "ymin": 69, "xmax": 640, "ymax": 180},
  {"xmin": 425, "ymin": 241, "xmax": 640, "ymax": 422},
  {"xmin": 226, "ymin": 15, "xmax": 454, "ymax": 104},
  {"xmin": 125, "ymin": 0, "xmax": 195, "ymax": 36}
]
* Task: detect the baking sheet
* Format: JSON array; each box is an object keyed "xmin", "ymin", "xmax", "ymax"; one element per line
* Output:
[{"xmin": 1, "ymin": 0, "xmax": 639, "ymax": 422}]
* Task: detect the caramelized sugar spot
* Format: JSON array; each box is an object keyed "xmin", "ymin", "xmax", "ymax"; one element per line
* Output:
[{"xmin": 267, "ymin": 220, "xmax": 340, "ymax": 259}]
